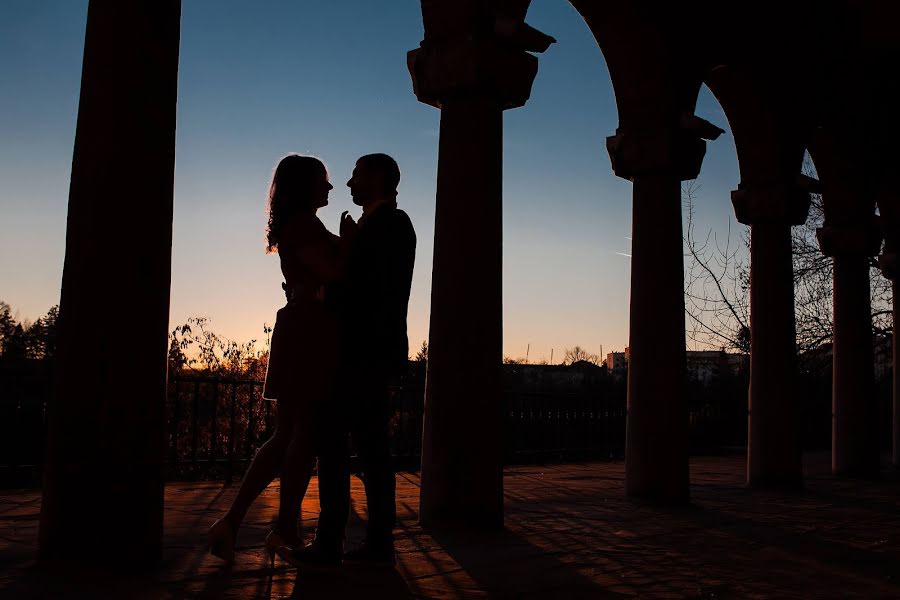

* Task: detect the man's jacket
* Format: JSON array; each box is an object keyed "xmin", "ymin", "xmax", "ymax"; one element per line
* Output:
[{"xmin": 335, "ymin": 203, "xmax": 416, "ymax": 376}]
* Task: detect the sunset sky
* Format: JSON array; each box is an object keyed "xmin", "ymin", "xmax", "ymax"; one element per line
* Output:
[{"xmin": 0, "ymin": 0, "xmax": 741, "ymax": 362}]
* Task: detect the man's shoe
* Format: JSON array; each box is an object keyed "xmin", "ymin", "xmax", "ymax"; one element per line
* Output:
[
  {"xmin": 342, "ymin": 542, "xmax": 396, "ymax": 567},
  {"xmin": 276, "ymin": 540, "xmax": 343, "ymax": 568}
]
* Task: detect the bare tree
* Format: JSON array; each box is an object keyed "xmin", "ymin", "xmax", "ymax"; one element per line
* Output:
[
  {"xmin": 793, "ymin": 160, "xmax": 892, "ymax": 356},
  {"xmin": 563, "ymin": 346, "xmax": 600, "ymax": 365},
  {"xmin": 791, "ymin": 189, "xmax": 836, "ymax": 354},
  {"xmin": 169, "ymin": 316, "xmax": 269, "ymax": 378},
  {"xmin": 682, "ymin": 154, "xmax": 893, "ymax": 367},
  {"xmin": 682, "ymin": 180, "xmax": 750, "ymax": 353},
  {"xmin": 503, "ymin": 355, "xmax": 530, "ymax": 365}
]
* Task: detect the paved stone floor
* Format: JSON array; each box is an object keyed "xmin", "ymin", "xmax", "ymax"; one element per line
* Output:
[{"xmin": 1, "ymin": 452, "xmax": 899, "ymax": 599}]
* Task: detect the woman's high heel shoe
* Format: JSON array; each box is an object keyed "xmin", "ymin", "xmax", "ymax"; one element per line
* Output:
[
  {"xmin": 265, "ymin": 529, "xmax": 287, "ymax": 568},
  {"xmin": 208, "ymin": 518, "xmax": 236, "ymax": 564},
  {"xmin": 264, "ymin": 529, "xmax": 296, "ymax": 568}
]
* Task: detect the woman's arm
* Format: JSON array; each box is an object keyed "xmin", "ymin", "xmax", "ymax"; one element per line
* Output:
[
  {"xmin": 294, "ymin": 233, "xmax": 346, "ymax": 284},
  {"xmin": 282, "ymin": 214, "xmax": 348, "ymax": 284}
]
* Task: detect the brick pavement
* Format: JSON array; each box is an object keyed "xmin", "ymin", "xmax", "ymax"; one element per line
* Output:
[{"xmin": 1, "ymin": 452, "xmax": 898, "ymax": 599}]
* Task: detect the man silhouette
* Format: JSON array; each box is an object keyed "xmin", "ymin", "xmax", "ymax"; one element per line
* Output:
[{"xmin": 287, "ymin": 153, "xmax": 416, "ymax": 566}]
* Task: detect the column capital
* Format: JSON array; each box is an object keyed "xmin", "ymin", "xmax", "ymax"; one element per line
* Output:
[
  {"xmin": 408, "ymin": 38, "xmax": 539, "ymax": 111},
  {"xmin": 816, "ymin": 217, "xmax": 883, "ymax": 258},
  {"xmin": 880, "ymin": 227, "xmax": 900, "ymax": 275},
  {"xmin": 731, "ymin": 181, "xmax": 812, "ymax": 226},
  {"xmin": 605, "ymin": 127, "xmax": 708, "ymax": 182},
  {"xmin": 878, "ymin": 252, "xmax": 899, "ymax": 280},
  {"xmin": 876, "ymin": 184, "xmax": 900, "ymax": 259}
]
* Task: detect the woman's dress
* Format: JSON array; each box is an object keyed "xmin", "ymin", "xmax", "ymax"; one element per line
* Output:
[{"xmin": 263, "ymin": 213, "xmax": 340, "ymax": 403}]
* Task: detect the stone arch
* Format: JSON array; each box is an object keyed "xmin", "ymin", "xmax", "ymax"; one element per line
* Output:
[
  {"xmin": 570, "ymin": 2, "xmax": 703, "ymax": 130},
  {"xmin": 705, "ymin": 67, "xmax": 807, "ymax": 190}
]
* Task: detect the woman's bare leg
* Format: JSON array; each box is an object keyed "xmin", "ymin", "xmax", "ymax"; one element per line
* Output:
[
  {"xmin": 274, "ymin": 406, "xmax": 317, "ymax": 541},
  {"xmin": 222, "ymin": 400, "xmax": 294, "ymax": 534}
]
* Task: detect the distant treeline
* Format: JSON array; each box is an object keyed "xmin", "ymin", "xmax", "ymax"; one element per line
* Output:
[{"xmin": 0, "ymin": 302, "xmax": 57, "ymax": 361}]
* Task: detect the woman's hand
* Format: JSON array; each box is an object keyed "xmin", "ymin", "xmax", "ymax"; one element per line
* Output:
[{"xmin": 340, "ymin": 211, "xmax": 359, "ymax": 241}]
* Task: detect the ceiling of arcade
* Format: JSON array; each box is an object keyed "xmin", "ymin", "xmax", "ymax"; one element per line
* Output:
[{"xmin": 415, "ymin": 0, "xmax": 899, "ymax": 223}]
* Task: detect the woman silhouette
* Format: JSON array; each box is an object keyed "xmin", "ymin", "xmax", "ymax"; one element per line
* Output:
[{"xmin": 208, "ymin": 154, "xmax": 344, "ymax": 565}]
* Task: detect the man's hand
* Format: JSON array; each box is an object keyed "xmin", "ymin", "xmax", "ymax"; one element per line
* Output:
[{"xmin": 340, "ymin": 211, "xmax": 359, "ymax": 241}]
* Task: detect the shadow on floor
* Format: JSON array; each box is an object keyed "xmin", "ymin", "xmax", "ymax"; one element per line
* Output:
[
  {"xmin": 0, "ymin": 565, "xmax": 172, "ymax": 600},
  {"xmin": 287, "ymin": 565, "xmax": 412, "ymax": 599},
  {"xmin": 427, "ymin": 525, "xmax": 629, "ymax": 599}
]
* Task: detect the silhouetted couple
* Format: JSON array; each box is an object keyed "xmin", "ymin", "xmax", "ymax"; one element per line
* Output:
[{"xmin": 208, "ymin": 152, "xmax": 416, "ymax": 569}]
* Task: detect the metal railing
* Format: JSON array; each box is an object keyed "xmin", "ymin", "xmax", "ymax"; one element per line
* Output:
[
  {"xmin": 0, "ymin": 360, "xmax": 50, "ymax": 485},
  {"xmin": 505, "ymin": 391, "xmax": 626, "ymax": 461},
  {"xmin": 166, "ymin": 375, "xmax": 268, "ymax": 481},
  {"xmin": 164, "ymin": 374, "xmax": 427, "ymax": 480},
  {"xmin": 1, "ymin": 363, "xmax": 787, "ymax": 485}
]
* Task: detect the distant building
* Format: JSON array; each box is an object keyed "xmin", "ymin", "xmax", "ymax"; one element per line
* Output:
[
  {"xmin": 606, "ymin": 348, "xmax": 629, "ymax": 381},
  {"xmin": 685, "ymin": 350, "xmax": 747, "ymax": 384},
  {"xmin": 799, "ymin": 335, "xmax": 892, "ymax": 380},
  {"xmin": 602, "ymin": 347, "xmax": 749, "ymax": 383},
  {"xmin": 502, "ymin": 361, "xmax": 607, "ymax": 393},
  {"xmin": 798, "ymin": 342, "xmax": 833, "ymax": 375}
]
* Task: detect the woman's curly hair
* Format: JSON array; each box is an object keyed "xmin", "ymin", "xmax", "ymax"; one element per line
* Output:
[{"xmin": 265, "ymin": 154, "xmax": 327, "ymax": 253}]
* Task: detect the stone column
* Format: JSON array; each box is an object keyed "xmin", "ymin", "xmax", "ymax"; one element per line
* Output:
[
  {"xmin": 732, "ymin": 183, "xmax": 810, "ymax": 487},
  {"xmin": 607, "ymin": 128, "xmax": 709, "ymax": 503},
  {"xmin": 420, "ymin": 97, "xmax": 504, "ymax": 528},
  {"xmin": 894, "ymin": 275, "xmax": 899, "ymax": 469},
  {"xmin": 818, "ymin": 220, "xmax": 882, "ymax": 476},
  {"xmin": 409, "ymin": 20, "xmax": 551, "ymax": 527},
  {"xmin": 38, "ymin": 1, "xmax": 181, "ymax": 567},
  {"xmin": 878, "ymin": 254, "xmax": 900, "ymax": 468}
]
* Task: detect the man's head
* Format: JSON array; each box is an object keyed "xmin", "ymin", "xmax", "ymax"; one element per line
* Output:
[{"xmin": 347, "ymin": 153, "xmax": 401, "ymax": 208}]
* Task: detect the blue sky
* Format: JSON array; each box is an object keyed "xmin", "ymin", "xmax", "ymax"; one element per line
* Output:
[{"xmin": 0, "ymin": 0, "xmax": 741, "ymax": 362}]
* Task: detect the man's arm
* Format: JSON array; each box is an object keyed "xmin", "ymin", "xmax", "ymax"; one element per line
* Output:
[{"xmin": 372, "ymin": 211, "xmax": 416, "ymax": 368}]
